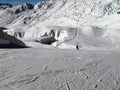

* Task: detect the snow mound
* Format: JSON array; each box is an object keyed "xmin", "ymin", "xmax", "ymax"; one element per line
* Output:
[
  {"xmin": 6, "ymin": 25, "xmax": 120, "ymax": 49},
  {"xmin": 52, "ymin": 26, "xmax": 116, "ymax": 49},
  {"xmin": 0, "ymin": 27, "xmax": 26, "ymax": 48}
]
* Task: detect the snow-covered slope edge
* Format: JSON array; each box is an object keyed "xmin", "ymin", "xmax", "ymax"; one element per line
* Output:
[{"xmin": 0, "ymin": 27, "xmax": 26, "ymax": 48}]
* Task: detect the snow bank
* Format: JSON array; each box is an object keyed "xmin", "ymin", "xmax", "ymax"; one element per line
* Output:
[
  {"xmin": 0, "ymin": 28, "xmax": 26, "ymax": 48},
  {"xmin": 6, "ymin": 25, "xmax": 119, "ymax": 49}
]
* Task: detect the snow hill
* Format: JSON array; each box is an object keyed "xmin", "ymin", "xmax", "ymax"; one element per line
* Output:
[
  {"xmin": 0, "ymin": 0, "xmax": 120, "ymax": 49},
  {"xmin": 0, "ymin": 27, "xmax": 26, "ymax": 48}
]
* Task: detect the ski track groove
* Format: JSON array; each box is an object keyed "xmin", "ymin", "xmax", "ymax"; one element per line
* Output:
[
  {"xmin": 81, "ymin": 66, "xmax": 111, "ymax": 90},
  {"xmin": 0, "ymin": 49, "xmax": 120, "ymax": 90},
  {"xmin": 66, "ymin": 80, "xmax": 71, "ymax": 90}
]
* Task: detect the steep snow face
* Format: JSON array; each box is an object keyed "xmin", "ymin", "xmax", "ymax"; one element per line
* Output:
[
  {"xmin": 33, "ymin": 0, "xmax": 120, "ymax": 26},
  {"xmin": 0, "ymin": 3, "xmax": 34, "ymax": 27},
  {"xmin": 51, "ymin": 26, "xmax": 117, "ymax": 49},
  {"xmin": 0, "ymin": 28, "xmax": 26, "ymax": 48},
  {"xmin": 1, "ymin": 0, "xmax": 120, "ymax": 27},
  {"xmin": 0, "ymin": 0, "xmax": 119, "ymax": 28}
]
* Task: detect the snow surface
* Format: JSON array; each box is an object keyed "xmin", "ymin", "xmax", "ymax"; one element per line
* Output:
[
  {"xmin": 0, "ymin": 0, "xmax": 120, "ymax": 89},
  {"xmin": 0, "ymin": 48, "xmax": 120, "ymax": 90}
]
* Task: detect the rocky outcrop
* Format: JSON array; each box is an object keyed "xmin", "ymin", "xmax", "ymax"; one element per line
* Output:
[
  {"xmin": 0, "ymin": 3, "xmax": 12, "ymax": 9},
  {"xmin": 13, "ymin": 3, "xmax": 34, "ymax": 14}
]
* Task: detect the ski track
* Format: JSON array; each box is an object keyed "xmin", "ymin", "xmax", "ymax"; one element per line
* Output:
[
  {"xmin": 0, "ymin": 48, "xmax": 120, "ymax": 90},
  {"xmin": 0, "ymin": 0, "xmax": 120, "ymax": 90}
]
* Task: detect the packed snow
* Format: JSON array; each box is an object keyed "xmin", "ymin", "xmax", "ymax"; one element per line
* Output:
[{"xmin": 0, "ymin": 0, "xmax": 120, "ymax": 90}]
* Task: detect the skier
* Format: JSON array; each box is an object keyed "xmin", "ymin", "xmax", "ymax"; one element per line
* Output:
[{"xmin": 76, "ymin": 45, "xmax": 79, "ymax": 50}]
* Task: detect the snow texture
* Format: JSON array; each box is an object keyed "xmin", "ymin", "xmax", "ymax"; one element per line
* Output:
[{"xmin": 0, "ymin": 0, "xmax": 120, "ymax": 90}]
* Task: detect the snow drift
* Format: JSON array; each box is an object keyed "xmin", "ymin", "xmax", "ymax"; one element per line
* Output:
[{"xmin": 0, "ymin": 27, "xmax": 26, "ymax": 48}]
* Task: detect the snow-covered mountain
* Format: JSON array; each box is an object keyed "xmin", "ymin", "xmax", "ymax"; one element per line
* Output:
[
  {"xmin": 1, "ymin": 0, "xmax": 120, "ymax": 27},
  {"xmin": 0, "ymin": 0, "xmax": 120, "ymax": 49}
]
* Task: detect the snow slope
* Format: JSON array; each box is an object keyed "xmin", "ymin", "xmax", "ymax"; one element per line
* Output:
[
  {"xmin": 0, "ymin": 0, "xmax": 120, "ymax": 27},
  {"xmin": 0, "ymin": 27, "xmax": 26, "ymax": 48},
  {"xmin": 0, "ymin": 0, "xmax": 120, "ymax": 90},
  {"xmin": 0, "ymin": 48, "xmax": 120, "ymax": 90},
  {"xmin": 3, "ymin": 0, "xmax": 120, "ymax": 27}
]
